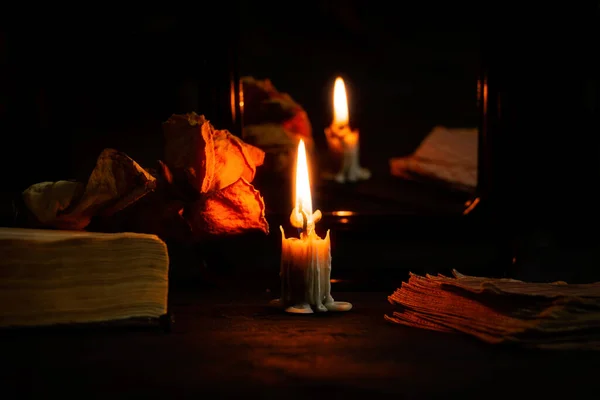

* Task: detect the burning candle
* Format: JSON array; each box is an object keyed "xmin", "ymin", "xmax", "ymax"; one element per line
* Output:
[
  {"xmin": 274, "ymin": 139, "xmax": 352, "ymax": 314},
  {"xmin": 324, "ymin": 77, "xmax": 371, "ymax": 183}
]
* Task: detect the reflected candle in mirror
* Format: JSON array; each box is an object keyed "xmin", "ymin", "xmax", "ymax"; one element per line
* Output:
[
  {"xmin": 324, "ymin": 77, "xmax": 371, "ymax": 183},
  {"xmin": 274, "ymin": 139, "xmax": 352, "ymax": 314}
]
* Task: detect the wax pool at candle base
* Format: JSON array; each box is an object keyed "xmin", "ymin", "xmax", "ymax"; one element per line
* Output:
[{"xmin": 277, "ymin": 226, "xmax": 352, "ymax": 314}]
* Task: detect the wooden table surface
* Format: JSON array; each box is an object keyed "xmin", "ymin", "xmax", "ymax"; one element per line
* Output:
[
  {"xmin": 1, "ymin": 180, "xmax": 599, "ymax": 398},
  {"xmin": 2, "ymin": 284, "xmax": 599, "ymax": 399}
]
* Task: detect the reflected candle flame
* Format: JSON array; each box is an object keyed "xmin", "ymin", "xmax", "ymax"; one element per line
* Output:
[
  {"xmin": 333, "ymin": 77, "xmax": 349, "ymax": 126},
  {"xmin": 331, "ymin": 210, "xmax": 355, "ymax": 217}
]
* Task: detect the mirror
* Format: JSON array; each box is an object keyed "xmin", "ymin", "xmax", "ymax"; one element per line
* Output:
[{"xmin": 237, "ymin": 3, "xmax": 480, "ymax": 221}]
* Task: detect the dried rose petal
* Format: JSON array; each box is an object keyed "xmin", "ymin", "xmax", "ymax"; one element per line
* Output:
[
  {"xmin": 241, "ymin": 78, "xmax": 296, "ymax": 124},
  {"xmin": 163, "ymin": 113, "xmax": 265, "ymax": 194},
  {"xmin": 282, "ymin": 108, "xmax": 312, "ymax": 139},
  {"xmin": 210, "ymin": 127, "xmax": 265, "ymax": 191},
  {"xmin": 240, "ymin": 76, "xmax": 314, "ymax": 175},
  {"xmin": 241, "ymin": 76, "xmax": 313, "ymax": 137},
  {"xmin": 162, "ymin": 113, "xmax": 211, "ymax": 193},
  {"xmin": 186, "ymin": 177, "xmax": 269, "ymax": 237}
]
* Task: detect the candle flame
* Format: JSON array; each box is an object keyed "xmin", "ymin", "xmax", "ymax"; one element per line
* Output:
[
  {"xmin": 333, "ymin": 77, "xmax": 349, "ymax": 126},
  {"xmin": 295, "ymin": 139, "xmax": 313, "ymax": 221}
]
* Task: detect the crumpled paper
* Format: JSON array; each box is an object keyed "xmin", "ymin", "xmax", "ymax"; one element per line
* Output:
[
  {"xmin": 23, "ymin": 149, "xmax": 156, "ymax": 230},
  {"xmin": 163, "ymin": 113, "xmax": 269, "ymax": 237}
]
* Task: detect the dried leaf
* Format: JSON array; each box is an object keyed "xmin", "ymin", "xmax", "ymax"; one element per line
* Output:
[
  {"xmin": 186, "ymin": 178, "xmax": 269, "ymax": 237},
  {"xmin": 163, "ymin": 113, "xmax": 265, "ymax": 194},
  {"xmin": 22, "ymin": 149, "xmax": 156, "ymax": 230}
]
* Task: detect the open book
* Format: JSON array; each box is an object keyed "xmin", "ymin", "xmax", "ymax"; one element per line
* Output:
[
  {"xmin": 389, "ymin": 126, "xmax": 477, "ymax": 192},
  {"xmin": 0, "ymin": 228, "xmax": 169, "ymax": 329}
]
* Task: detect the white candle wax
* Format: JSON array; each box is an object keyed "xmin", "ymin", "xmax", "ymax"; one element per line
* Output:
[
  {"xmin": 273, "ymin": 139, "xmax": 352, "ymax": 314},
  {"xmin": 280, "ymin": 226, "xmax": 333, "ymax": 313}
]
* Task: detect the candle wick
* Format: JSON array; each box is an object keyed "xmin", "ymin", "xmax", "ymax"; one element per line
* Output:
[
  {"xmin": 299, "ymin": 207, "xmax": 308, "ymax": 234},
  {"xmin": 296, "ymin": 204, "xmax": 313, "ymax": 238}
]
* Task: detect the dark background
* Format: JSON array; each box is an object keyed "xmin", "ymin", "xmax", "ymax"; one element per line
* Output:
[
  {"xmin": 0, "ymin": 6, "xmax": 480, "ymax": 195},
  {"xmin": 0, "ymin": 14, "xmax": 237, "ymax": 190},
  {"xmin": 0, "ymin": 6, "xmax": 597, "ymax": 201},
  {"xmin": 1, "ymin": 8, "xmax": 600, "ymax": 397},
  {"xmin": 0, "ymin": 7, "xmax": 598, "ymax": 282},
  {"xmin": 238, "ymin": 2, "xmax": 480, "ymax": 163}
]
